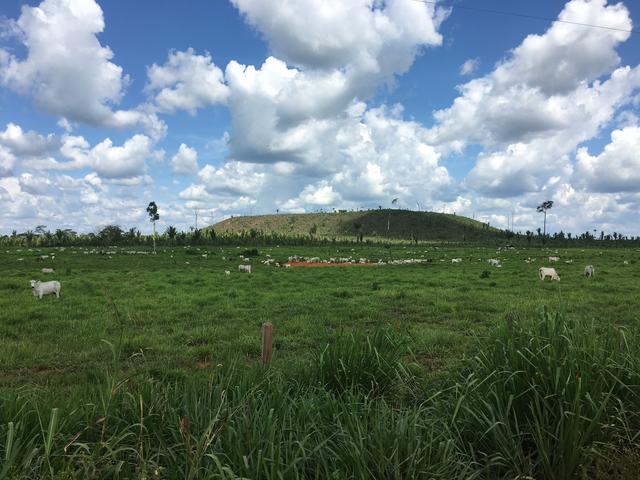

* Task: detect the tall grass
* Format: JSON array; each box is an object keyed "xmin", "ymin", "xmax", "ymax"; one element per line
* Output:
[
  {"xmin": 449, "ymin": 309, "xmax": 640, "ymax": 479},
  {"xmin": 1, "ymin": 311, "xmax": 639, "ymax": 479}
]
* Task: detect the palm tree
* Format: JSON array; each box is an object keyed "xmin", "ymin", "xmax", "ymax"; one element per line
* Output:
[
  {"xmin": 165, "ymin": 225, "xmax": 177, "ymax": 244},
  {"xmin": 146, "ymin": 201, "xmax": 160, "ymax": 253},
  {"xmin": 536, "ymin": 200, "xmax": 553, "ymax": 237}
]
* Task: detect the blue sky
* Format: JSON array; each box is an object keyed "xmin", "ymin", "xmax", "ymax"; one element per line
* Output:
[{"xmin": 1, "ymin": 0, "xmax": 639, "ymax": 235}]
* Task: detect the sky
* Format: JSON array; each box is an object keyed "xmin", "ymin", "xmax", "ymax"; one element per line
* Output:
[{"xmin": 0, "ymin": 0, "xmax": 639, "ymax": 236}]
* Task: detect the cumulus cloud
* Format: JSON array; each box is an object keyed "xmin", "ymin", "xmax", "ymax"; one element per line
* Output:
[
  {"xmin": 459, "ymin": 58, "xmax": 479, "ymax": 76},
  {"xmin": 180, "ymin": 102, "xmax": 455, "ymax": 217},
  {"xmin": 0, "ymin": 145, "xmax": 16, "ymax": 177},
  {"xmin": 426, "ymin": 0, "xmax": 640, "ymax": 200},
  {"xmin": 231, "ymin": 0, "xmax": 446, "ymax": 73},
  {"xmin": 0, "ymin": 0, "xmax": 165, "ymax": 137},
  {"xmin": 0, "ymin": 123, "xmax": 60, "ymax": 157},
  {"xmin": 89, "ymin": 134, "xmax": 159, "ymax": 180},
  {"xmin": 171, "ymin": 144, "xmax": 199, "ymax": 175},
  {"xmin": 146, "ymin": 48, "xmax": 229, "ymax": 114},
  {"xmin": 575, "ymin": 125, "xmax": 640, "ymax": 193}
]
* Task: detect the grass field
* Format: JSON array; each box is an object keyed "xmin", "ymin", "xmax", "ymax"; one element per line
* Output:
[{"xmin": 1, "ymin": 244, "xmax": 640, "ymax": 478}]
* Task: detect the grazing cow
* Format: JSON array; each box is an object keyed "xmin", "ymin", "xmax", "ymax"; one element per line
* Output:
[
  {"xmin": 584, "ymin": 265, "xmax": 595, "ymax": 278},
  {"xmin": 224, "ymin": 270, "xmax": 231, "ymax": 276},
  {"xmin": 238, "ymin": 264, "xmax": 252, "ymax": 273},
  {"xmin": 30, "ymin": 280, "xmax": 61, "ymax": 299},
  {"xmin": 548, "ymin": 256, "xmax": 560, "ymax": 262},
  {"xmin": 487, "ymin": 258, "xmax": 501, "ymax": 267},
  {"xmin": 539, "ymin": 267, "xmax": 560, "ymax": 282},
  {"xmin": 41, "ymin": 268, "xmax": 55, "ymax": 274},
  {"xmin": 451, "ymin": 258, "xmax": 462, "ymax": 264}
]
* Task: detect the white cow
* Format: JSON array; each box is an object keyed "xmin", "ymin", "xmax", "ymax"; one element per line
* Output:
[
  {"xmin": 224, "ymin": 270, "xmax": 231, "ymax": 276},
  {"xmin": 41, "ymin": 268, "xmax": 55, "ymax": 274},
  {"xmin": 539, "ymin": 267, "xmax": 560, "ymax": 282},
  {"xmin": 30, "ymin": 280, "xmax": 61, "ymax": 299},
  {"xmin": 238, "ymin": 264, "xmax": 252, "ymax": 273},
  {"xmin": 548, "ymin": 256, "xmax": 560, "ymax": 262},
  {"xmin": 451, "ymin": 258, "xmax": 462, "ymax": 264},
  {"xmin": 487, "ymin": 258, "xmax": 501, "ymax": 267},
  {"xmin": 584, "ymin": 265, "xmax": 595, "ymax": 278}
]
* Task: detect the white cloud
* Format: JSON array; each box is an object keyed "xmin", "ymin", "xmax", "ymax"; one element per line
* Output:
[
  {"xmin": 425, "ymin": 0, "xmax": 640, "ymax": 201},
  {"xmin": 89, "ymin": 134, "xmax": 157, "ymax": 180},
  {"xmin": 459, "ymin": 58, "xmax": 479, "ymax": 76},
  {"xmin": 231, "ymin": 0, "xmax": 445, "ymax": 74},
  {"xmin": 575, "ymin": 125, "xmax": 640, "ymax": 193},
  {"xmin": 1, "ymin": 0, "xmax": 165, "ymax": 137},
  {"xmin": 171, "ymin": 143, "xmax": 199, "ymax": 175},
  {"xmin": 197, "ymin": 161, "xmax": 266, "ymax": 197},
  {"xmin": 0, "ymin": 145, "xmax": 16, "ymax": 177},
  {"xmin": 429, "ymin": 0, "xmax": 634, "ymax": 149},
  {"xmin": 281, "ymin": 181, "xmax": 342, "ymax": 211},
  {"xmin": 0, "ymin": 123, "xmax": 60, "ymax": 157},
  {"xmin": 146, "ymin": 48, "xmax": 229, "ymax": 114}
]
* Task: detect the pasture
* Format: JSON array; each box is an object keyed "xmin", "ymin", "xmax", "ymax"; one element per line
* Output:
[
  {"xmin": 1, "ymin": 244, "xmax": 640, "ymax": 478},
  {"xmin": 1, "ymin": 244, "xmax": 638, "ymax": 388}
]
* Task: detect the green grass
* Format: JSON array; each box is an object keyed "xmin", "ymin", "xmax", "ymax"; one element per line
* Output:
[
  {"xmin": 1, "ymin": 244, "xmax": 637, "ymax": 387},
  {"xmin": 1, "ymin": 244, "xmax": 639, "ymax": 478}
]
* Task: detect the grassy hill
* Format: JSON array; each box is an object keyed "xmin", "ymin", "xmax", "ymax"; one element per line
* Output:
[{"xmin": 211, "ymin": 209, "xmax": 506, "ymax": 242}]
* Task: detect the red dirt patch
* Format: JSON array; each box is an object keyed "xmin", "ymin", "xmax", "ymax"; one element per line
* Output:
[{"xmin": 286, "ymin": 262, "xmax": 378, "ymax": 268}]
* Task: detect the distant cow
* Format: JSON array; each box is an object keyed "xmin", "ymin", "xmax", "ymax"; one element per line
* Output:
[
  {"xmin": 539, "ymin": 267, "xmax": 560, "ymax": 282},
  {"xmin": 487, "ymin": 258, "xmax": 501, "ymax": 267},
  {"xmin": 238, "ymin": 264, "xmax": 252, "ymax": 273},
  {"xmin": 451, "ymin": 258, "xmax": 462, "ymax": 264},
  {"xmin": 30, "ymin": 280, "xmax": 61, "ymax": 299},
  {"xmin": 584, "ymin": 265, "xmax": 595, "ymax": 278},
  {"xmin": 41, "ymin": 268, "xmax": 55, "ymax": 274},
  {"xmin": 548, "ymin": 256, "xmax": 560, "ymax": 262}
]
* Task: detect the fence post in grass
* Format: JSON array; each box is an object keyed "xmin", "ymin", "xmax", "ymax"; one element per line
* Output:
[{"xmin": 261, "ymin": 322, "xmax": 273, "ymax": 365}]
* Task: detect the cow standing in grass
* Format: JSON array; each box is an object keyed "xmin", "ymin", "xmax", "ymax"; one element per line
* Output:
[
  {"xmin": 539, "ymin": 267, "xmax": 560, "ymax": 282},
  {"xmin": 30, "ymin": 280, "xmax": 61, "ymax": 299},
  {"xmin": 584, "ymin": 265, "xmax": 595, "ymax": 278}
]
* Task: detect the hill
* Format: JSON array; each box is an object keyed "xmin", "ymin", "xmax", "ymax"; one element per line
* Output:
[{"xmin": 211, "ymin": 209, "xmax": 506, "ymax": 242}]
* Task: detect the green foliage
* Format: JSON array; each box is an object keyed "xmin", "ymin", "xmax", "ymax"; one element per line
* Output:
[
  {"xmin": 310, "ymin": 328, "xmax": 406, "ymax": 395},
  {"xmin": 449, "ymin": 310, "xmax": 640, "ymax": 479}
]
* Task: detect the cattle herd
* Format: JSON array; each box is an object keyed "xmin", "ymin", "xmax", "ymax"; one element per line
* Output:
[{"xmin": 25, "ymin": 247, "xmax": 608, "ymax": 300}]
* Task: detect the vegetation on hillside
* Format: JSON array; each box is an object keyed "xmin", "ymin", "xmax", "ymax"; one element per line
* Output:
[{"xmin": 213, "ymin": 209, "xmax": 500, "ymax": 241}]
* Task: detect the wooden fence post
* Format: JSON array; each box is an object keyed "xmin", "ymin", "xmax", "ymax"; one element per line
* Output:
[{"xmin": 261, "ymin": 322, "xmax": 273, "ymax": 365}]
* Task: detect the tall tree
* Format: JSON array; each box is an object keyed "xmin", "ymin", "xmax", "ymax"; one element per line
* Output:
[
  {"xmin": 146, "ymin": 201, "xmax": 160, "ymax": 253},
  {"xmin": 536, "ymin": 200, "xmax": 554, "ymax": 237}
]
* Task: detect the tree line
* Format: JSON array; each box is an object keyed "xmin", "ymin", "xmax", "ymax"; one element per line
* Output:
[{"xmin": 1, "ymin": 223, "xmax": 639, "ymax": 248}]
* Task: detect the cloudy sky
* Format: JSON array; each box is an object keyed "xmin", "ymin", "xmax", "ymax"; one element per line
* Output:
[{"xmin": 1, "ymin": 0, "xmax": 639, "ymax": 235}]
